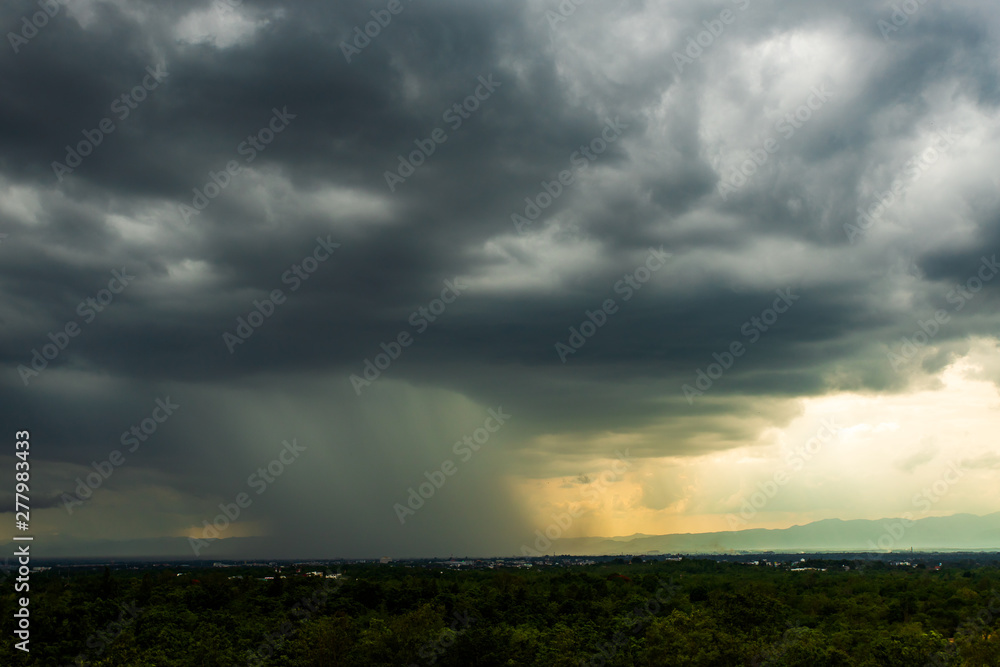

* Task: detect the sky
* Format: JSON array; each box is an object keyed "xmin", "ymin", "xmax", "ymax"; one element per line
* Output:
[{"xmin": 1, "ymin": 0, "xmax": 999, "ymax": 559}]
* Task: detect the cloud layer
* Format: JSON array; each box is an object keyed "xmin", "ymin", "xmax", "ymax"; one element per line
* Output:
[{"xmin": 2, "ymin": 0, "xmax": 999, "ymax": 557}]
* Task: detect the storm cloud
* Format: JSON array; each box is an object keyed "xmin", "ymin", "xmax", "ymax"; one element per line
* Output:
[{"xmin": 2, "ymin": 0, "xmax": 999, "ymax": 558}]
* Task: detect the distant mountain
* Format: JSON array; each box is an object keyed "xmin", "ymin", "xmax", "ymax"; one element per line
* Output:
[
  {"xmin": 23, "ymin": 512, "xmax": 1000, "ymax": 561},
  {"xmin": 533, "ymin": 512, "xmax": 1000, "ymax": 556}
]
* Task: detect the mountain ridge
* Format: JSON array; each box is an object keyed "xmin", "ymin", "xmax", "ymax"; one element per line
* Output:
[
  {"xmin": 26, "ymin": 512, "xmax": 1000, "ymax": 560},
  {"xmin": 534, "ymin": 512, "xmax": 1000, "ymax": 556}
]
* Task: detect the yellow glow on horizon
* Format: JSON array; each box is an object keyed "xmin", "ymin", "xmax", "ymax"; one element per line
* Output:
[{"xmin": 512, "ymin": 339, "xmax": 1000, "ymax": 540}]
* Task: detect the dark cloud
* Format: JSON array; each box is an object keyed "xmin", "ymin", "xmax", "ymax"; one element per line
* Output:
[{"xmin": 2, "ymin": 0, "xmax": 999, "ymax": 557}]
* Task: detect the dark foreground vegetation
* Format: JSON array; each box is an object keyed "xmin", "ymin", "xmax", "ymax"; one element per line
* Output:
[{"xmin": 2, "ymin": 557, "xmax": 1000, "ymax": 666}]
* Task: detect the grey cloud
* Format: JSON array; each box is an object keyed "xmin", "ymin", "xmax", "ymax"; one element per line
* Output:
[{"xmin": 2, "ymin": 0, "xmax": 999, "ymax": 556}]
